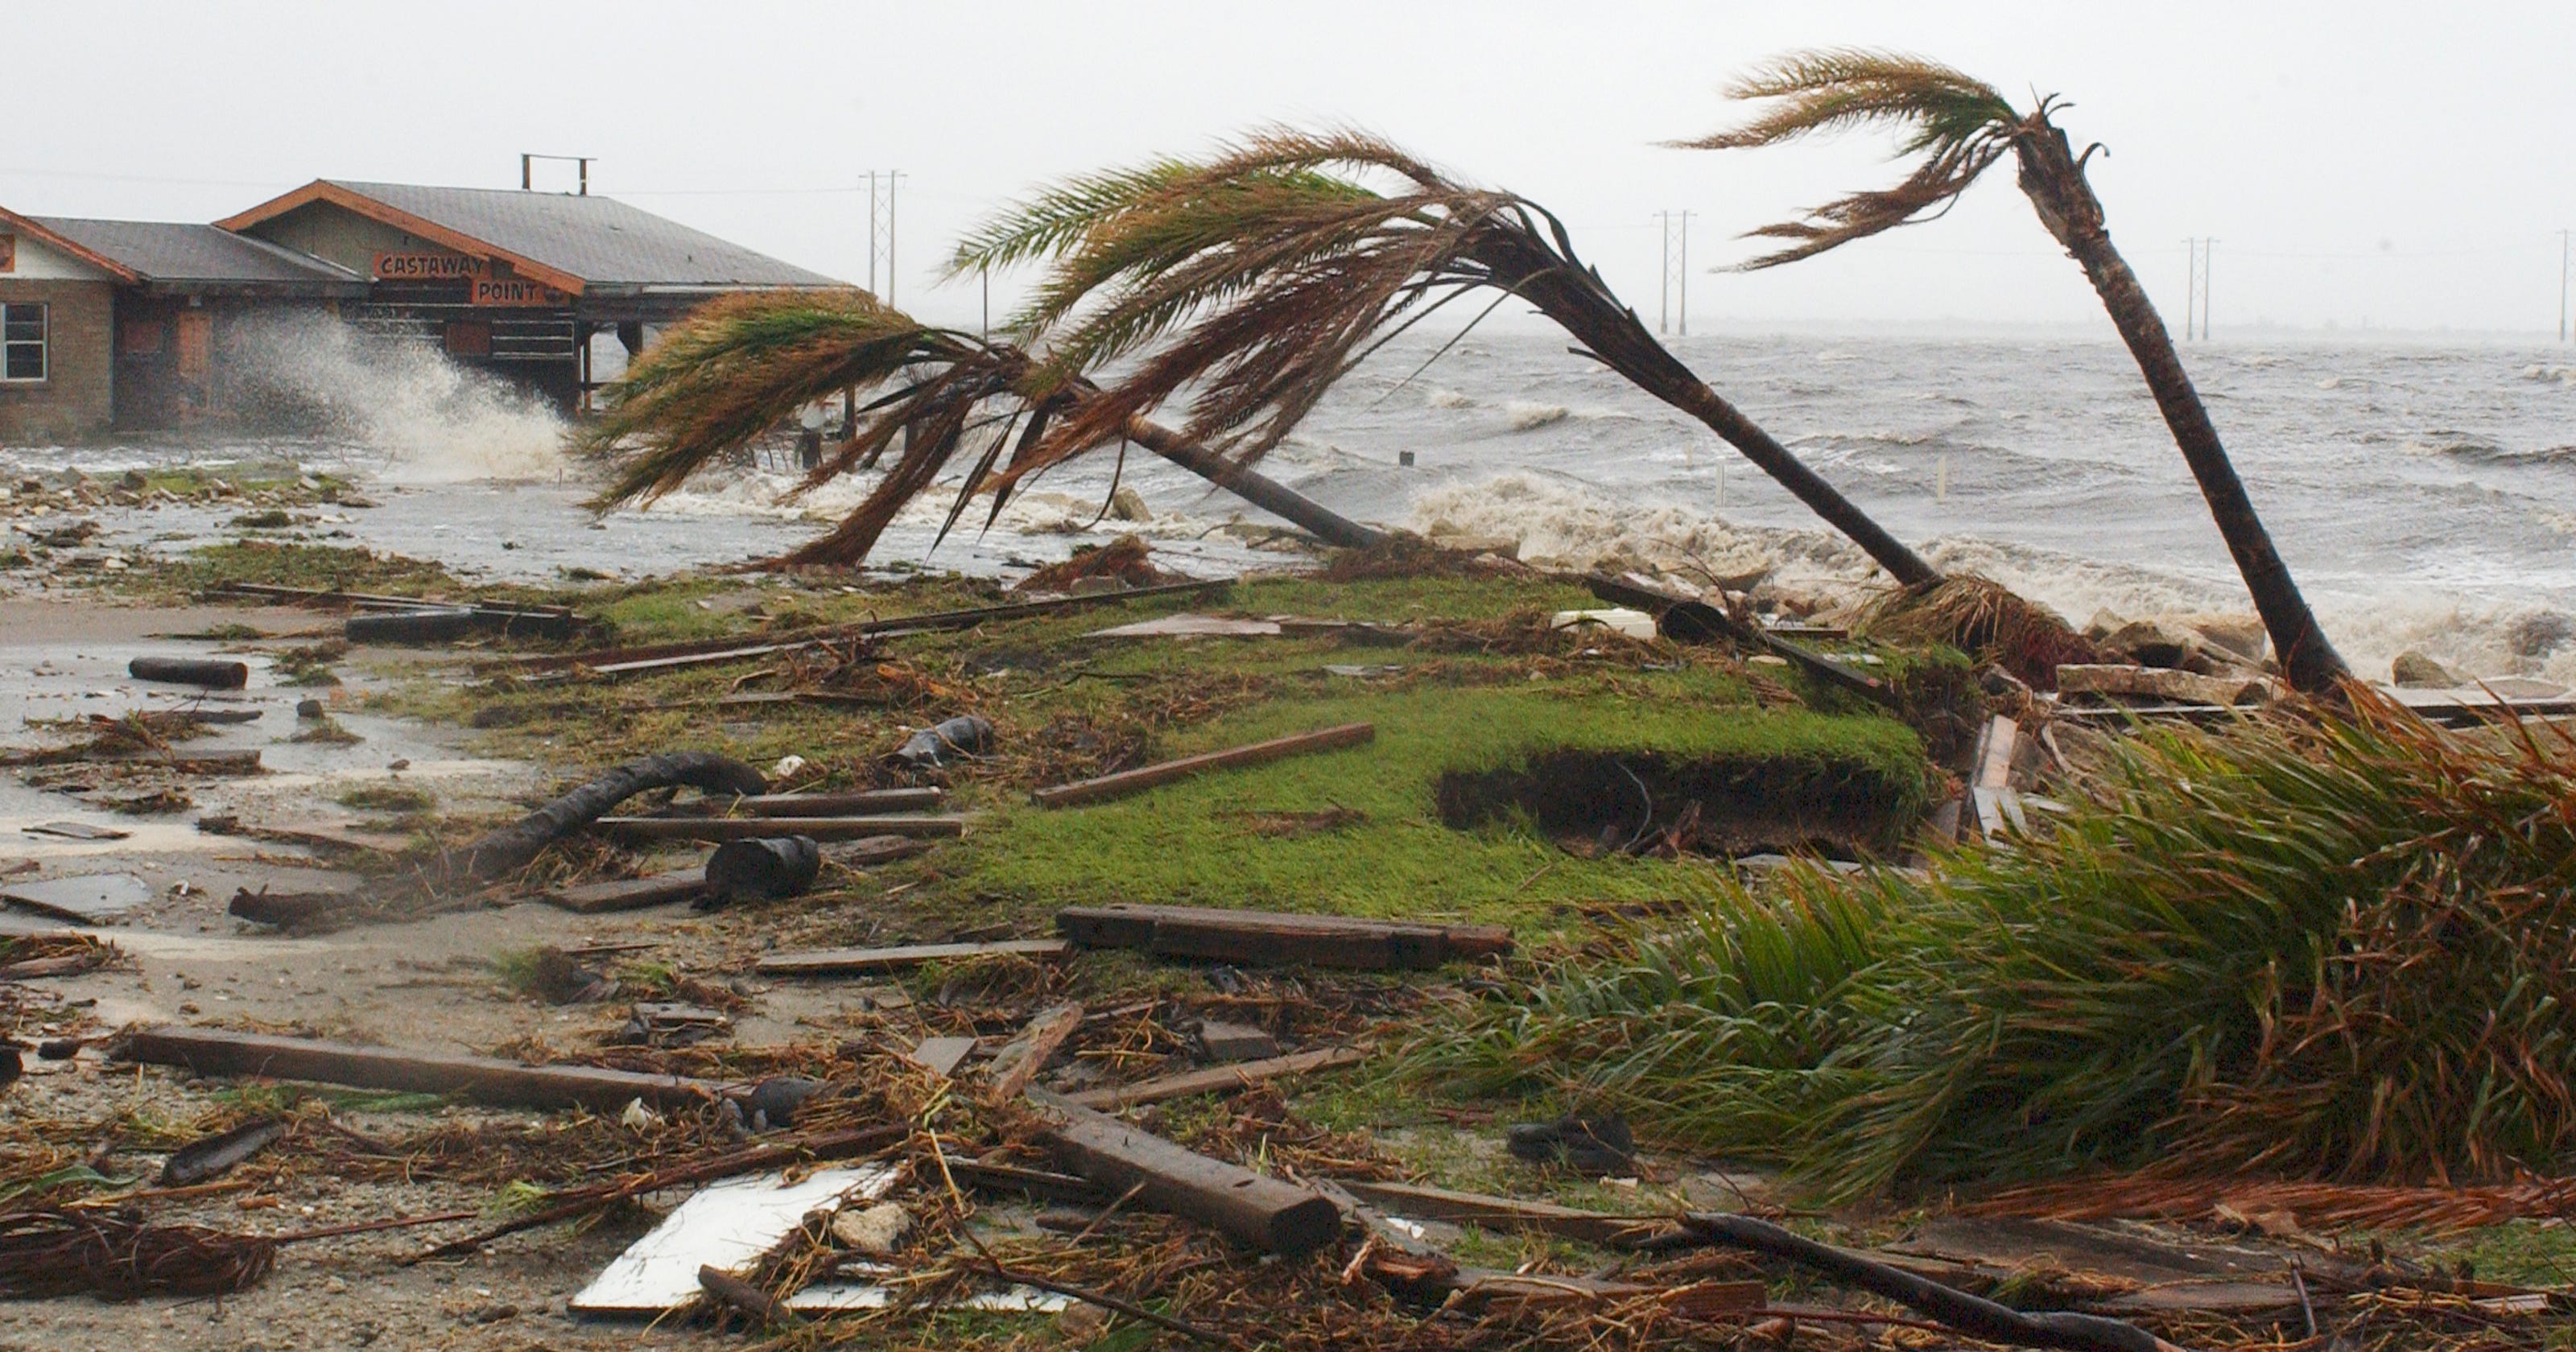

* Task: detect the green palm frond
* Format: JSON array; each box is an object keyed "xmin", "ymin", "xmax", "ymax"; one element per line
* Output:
[
  {"xmin": 575, "ymin": 288, "xmax": 1059, "ymax": 566},
  {"xmin": 1676, "ymin": 48, "xmax": 2023, "ymax": 267},
  {"xmin": 952, "ymin": 128, "xmax": 1640, "ymax": 485}
]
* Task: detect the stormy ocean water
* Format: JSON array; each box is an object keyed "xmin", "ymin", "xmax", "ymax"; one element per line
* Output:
[{"xmin": 9, "ymin": 328, "xmax": 2572, "ymax": 686}]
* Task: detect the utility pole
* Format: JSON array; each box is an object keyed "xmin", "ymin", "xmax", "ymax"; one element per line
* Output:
[
  {"xmin": 1657, "ymin": 210, "xmax": 1691, "ymax": 336},
  {"xmin": 865, "ymin": 171, "xmax": 905, "ymax": 303},
  {"xmin": 2183, "ymin": 237, "xmax": 2215, "ymax": 340}
]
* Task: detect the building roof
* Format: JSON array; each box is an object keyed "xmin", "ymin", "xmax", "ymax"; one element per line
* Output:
[
  {"xmin": 218, "ymin": 180, "xmax": 840, "ymax": 294},
  {"xmin": 29, "ymin": 216, "xmax": 363, "ymax": 287}
]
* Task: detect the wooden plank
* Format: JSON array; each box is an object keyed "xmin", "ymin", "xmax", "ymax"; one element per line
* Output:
[
  {"xmin": 1026, "ymin": 1088, "xmax": 1340, "ymax": 1255},
  {"xmin": 115, "ymin": 1026, "xmax": 724, "ymax": 1111},
  {"xmin": 981, "ymin": 1002, "xmax": 1083, "ymax": 1101},
  {"xmin": 1973, "ymin": 715, "xmax": 2017, "ymax": 791},
  {"xmin": 596, "ymin": 815, "xmax": 964, "ymax": 843},
  {"xmin": 1032, "ymin": 723, "xmax": 1374, "ymax": 808},
  {"xmin": 650, "ymin": 789, "xmax": 944, "ymax": 818},
  {"xmin": 1057, "ymin": 904, "xmax": 1511, "ymax": 971},
  {"xmin": 543, "ymin": 870, "xmax": 705, "ymax": 914},
  {"xmin": 1339, "ymin": 1180, "xmax": 1667, "ymax": 1246},
  {"xmin": 1065, "ymin": 1046, "xmax": 1365, "ymax": 1111},
  {"xmin": 758, "ymin": 938, "xmax": 1067, "ymax": 978}
]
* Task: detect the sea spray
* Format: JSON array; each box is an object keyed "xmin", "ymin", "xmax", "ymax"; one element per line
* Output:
[{"xmin": 220, "ymin": 311, "xmax": 566, "ymax": 482}]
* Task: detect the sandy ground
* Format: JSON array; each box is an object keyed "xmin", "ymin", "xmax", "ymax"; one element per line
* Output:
[{"xmin": 0, "ymin": 598, "xmax": 898, "ymax": 1350}]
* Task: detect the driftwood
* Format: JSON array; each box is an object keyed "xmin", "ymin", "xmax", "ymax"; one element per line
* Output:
[
  {"xmin": 1026, "ymin": 1089, "xmax": 1340, "ymax": 1255},
  {"xmin": 128, "ymin": 657, "xmax": 248, "ymax": 690},
  {"xmin": 464, "ymin": 751, "xmax": 766, "ymax": 880},
  {"xmin": 1678, "ymin": 1212, "xmax": 2185, "ymax": 1352},
  {"xmin": 1066, "ymin": 1047, "xmax": 1366, "ymax": 1111},
  {"xmin": 115, "ymin": 1026, "xmax": 724, "ymax": 1112},
  {"xmin": 542, "ymin": 870, "xmax": 708, "ymax": 914},
  {"xmin": 1031, "ymin": 723, "xmax": 1375, "ymax": 808},
  {"xmin": 1057, "ymin": 904, "xmax": 1511, "ymax": 970},
  {"xmin": 758, "ymin": 938, "xmax": 1067, "ymax": 978}
]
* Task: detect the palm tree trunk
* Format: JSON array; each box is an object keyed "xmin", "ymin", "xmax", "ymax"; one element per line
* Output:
[
  {"xmin": 1488, "ymin": 236, "xmax": 1940, "ymax": 587},
  {"xmin": 1120, "ymin": 417, "xmax": 1382, "ymax": 549},
  {"xmin": 2014, "ymin": 128, "xmax": 2349, "ymax": 696}
]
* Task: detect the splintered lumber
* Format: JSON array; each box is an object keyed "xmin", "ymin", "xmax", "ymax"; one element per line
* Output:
[
  {"xmin": 597, "ymin": 814, "xmax": 963, "ymax": 844},
  {"xmin": 464, "ymin": 751, "xmax": 768, "ymax": 880},
  {"xmin": 981, "ymin": 1003, "xmax": 1084, "ymax": 1101},
  {"xmin": 1032, "ymin": 723, "xmax": 1374, "ymax": 808},
  {"xmin": 115, "ymin": 1026, "xmax": 724, "ymax": 1111},
  {"xmin": 129, "ymin": 657, "xmax": 249, "ymax": 690},
  {"xmin": 212, "ymin": 580, "xmax": 576, "ymax": 625},
  {"xmin": 758, "ymin": 938, "xmax": 1067, "ymax": 979},
  {"xmin": 1026, "ymin": 1088, "xmax": 1340, "ymax": 1255},
  {"xmin": 1057, "ymin": 904, "xmax": 1511, "ymax": 971},
  {"xmin": 1339, "ymin": 1180, "xmax": 1666, "ymax": 1246},
  {"xmin": 1680, "ymin": 1213, "xmax": 2182, "ymax": 1352},
  {"xmin": 652, "ymin": 788, "xmax": 943, "ymax": 818},
  {"xmin": 1066, "ymin": 1047, "xmax": 1366, "ymax": 1111},
  {"xmin": 543, "ymin": 870, "xmax": 706, "ymax": 914},
  {"xmin": 503, "ymin": 578, "xmax": 1233, "ymax": 677}
]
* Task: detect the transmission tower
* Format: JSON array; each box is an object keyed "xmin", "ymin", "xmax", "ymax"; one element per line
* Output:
[
  {"xmin": 1657, "ymin": 210, "xmax": 1691, "ymax": 336},
  {"xmin": 865, "ymin": 171, "xmax": 905, "ymax": 303},
  {"xmin": 2183, "ymin": 237, "xmax": 2216, "ymax": 340}
]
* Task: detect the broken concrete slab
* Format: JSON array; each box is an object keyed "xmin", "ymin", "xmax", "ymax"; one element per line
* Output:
[
  {"xmin": 2056, "ymin": 665, "xmax": 2274, "ymax": 707},
  {"xmin": 0, "ymin": 872, "xmax": 151, "ymax": 923},
  {"xmin": 1194, "ymin": 1019, "xmax": 1279, "ymax": 1063}
]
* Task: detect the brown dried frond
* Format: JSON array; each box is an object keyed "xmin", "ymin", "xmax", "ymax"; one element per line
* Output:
[
  {"xmin": 1859, "ymin": 574, "xmax": 2104, "ymax": 689},
  {"xmin": 1675, "ymin": 48, "xmax": 2025, "ymax": 267}
]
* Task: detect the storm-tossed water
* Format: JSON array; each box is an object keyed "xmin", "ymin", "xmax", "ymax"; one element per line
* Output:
[{"xmin": 8, "ymin": 328, "xmax": 2573, "ymax": 685}]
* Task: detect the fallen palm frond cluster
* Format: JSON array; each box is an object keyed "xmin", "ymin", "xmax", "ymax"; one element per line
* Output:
[{"xmin": 1421, "ymin": 693, "xmax": 2576, "ymax": 1198}]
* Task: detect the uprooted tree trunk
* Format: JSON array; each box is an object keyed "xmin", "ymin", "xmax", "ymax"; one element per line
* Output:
[
  {"xmin": 2012, "ymin": 122, "xmax": 2347, "ymax": 697},
  {"xmin": 1472, "ymin": 228, "xmax": 1939, "ymax": 588},
  {"xmin": 1120, "ymin": 416, "xmax": 1381, "ymax": 549},
  {"xmin": 463, "ymin": 751, "xmax": 767, "ymax": 880}
]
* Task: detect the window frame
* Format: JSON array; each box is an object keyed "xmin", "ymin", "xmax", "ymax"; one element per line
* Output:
[{"xmin": 0, "ymin": 302, "xmax": 47, "ymax": 384}]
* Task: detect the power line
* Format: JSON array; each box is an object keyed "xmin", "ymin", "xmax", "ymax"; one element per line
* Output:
[
  {"xmin": 2183, "ymin": 237, "xmax": 2216, "ymax": 340},
  {"xmin": 2560, "ymin": 228, "xmax": 2570, "ymax": 343}
]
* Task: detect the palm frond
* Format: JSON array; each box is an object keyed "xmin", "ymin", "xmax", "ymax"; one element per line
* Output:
[{"xmin": 1675, "ymin": 48, "xmax": 2022, "ymax": 267}]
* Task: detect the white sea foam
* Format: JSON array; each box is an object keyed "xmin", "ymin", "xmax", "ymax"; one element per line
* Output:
[
  {"xmin": 223, "ymin": 312, "xmax": 566, "ymax": 482},
  {"xmin": 1504, "ymin": 402, "xmax": 1571, "ymax": 431}
]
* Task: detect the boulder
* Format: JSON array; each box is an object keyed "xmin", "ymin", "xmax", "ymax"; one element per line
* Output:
[
  {"xmin": 1106, "ymin": 487, "xmax": 1152, "ymax": 523},
  {"xmin": 2098, "ymin": 618, "xmax": 2212, "ymax": 673},
  {"xmin": 2057, "ymin": 664, "xmax": 2277, "ymax": 706},
  {"xmin": 2390, "ymin": 649, "xmax": 2464, "ymax": 688}
]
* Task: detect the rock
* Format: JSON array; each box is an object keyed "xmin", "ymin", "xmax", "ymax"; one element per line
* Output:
[
  {"xmin": 2506, "ymin": 612, "xmax": 2573, "ymax": 658},
  {"xmin": 1194, "ymin": 1019, "xmax": 1280, "ymax": 1064},
  {"xmin": 2098, "ymin": 618, "xmax": 2212, "ymax": 672},
  {"xmin": 2174, "ymin": 612, "xmax": 2268, "ymax": 665},
  {"xmin": 1106, "ymin": 486, "xmax": 1152, "ymax": 522},
  {"xmin": 829, "ymin": 1202, "xmax": 912, "ymax": 1256},
  {"xmin": 1505, "ymin": 1112, "xmax": 1637, "ymax": 1175},
  {"xmin": 2057, "ymin": 664, "xmax": 2276, "ymax": 706},
  {"xmin": 2390, "ymin": 649, "xmax": 2463, "ymax": 688}
]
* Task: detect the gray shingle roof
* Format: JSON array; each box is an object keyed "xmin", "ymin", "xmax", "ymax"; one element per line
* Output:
[
  {"xmin": 324, "ymin": 182, "xmax": 840, "ymax": 289},
  {"xmin": 30, "ymin": 217, "xmax": 362, "ymax": 286}
]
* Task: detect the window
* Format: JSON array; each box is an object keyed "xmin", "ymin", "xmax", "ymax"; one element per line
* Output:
[{"xmin": 0, "ymin": 303, "xmax": 43, "ymax": 381}]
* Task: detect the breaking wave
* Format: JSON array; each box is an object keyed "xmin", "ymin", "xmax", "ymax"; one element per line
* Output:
[{"xmin": 221, "ymin": 312, "xmax": 566, "ymax": 482}]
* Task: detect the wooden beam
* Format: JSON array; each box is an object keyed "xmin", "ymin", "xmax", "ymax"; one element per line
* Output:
[
  {"xmin": 757, "ymin": 938, "xmax": 1067, "ymax": 979},
  {"xmin": 981, "ymin": 1003, "xmax": 1083, "ymax": 1101},
  {"xmin": 543, "ymin": 870, "xmax": 706, "ymax": 914},
  {"xmin": 595, "ymin": 815, "xmax": 964, "ymax": 843},
  {"xmin": 1026, "ymin": 1089, "xmax": 1340, "ymax": 1255},
  {"xmin": 114, "ymin": 1026, "xmax": 724, "ymax": 1111},
  {"xmin": 1031, "ymin": 723, "xmax": 1374, "ymax": 808},
  {"xmin": 649, "ymin": 789, "xmax": 944, "ymax": 818},
  {"xmin": 1057, "ymin": 905, "xmax": 1511, "ymax": 971},
  {"xmin": 1065, "ymin": 1046, "xmax": 1365, "ymax": 1111}
]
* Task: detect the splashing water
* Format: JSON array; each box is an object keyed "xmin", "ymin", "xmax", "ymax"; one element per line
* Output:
[{"xmin": 220, "ymin": 311, "xmax": 567, "ymax": 481}]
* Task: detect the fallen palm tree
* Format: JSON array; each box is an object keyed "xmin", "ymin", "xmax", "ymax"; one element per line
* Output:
[
  {"xmin": 952, "ymin": 130, "xmax": 1938, "ymax": 587},
  {"xmin": 576, "ymin": 288, "xmax": 1376, "ymax": 567},
  {"xmin": 1419, "ymin": 692, "xmax": 2576, "ymax": 1197}
]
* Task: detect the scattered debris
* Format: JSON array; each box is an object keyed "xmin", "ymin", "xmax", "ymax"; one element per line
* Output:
[
  {"xmin": 759, "ymin": 938, "xmax": 1069, "ymax": 979},
  {"xmin": 599, "ymin": 814, "xmax": 964, "ymax": 844},
  {"xmin": 114, "ymin": 1026, "xmax": 725, "ymax": 1111},
  {"xmin": 1059, "ymin": 904, "xmax": 1511, "ymax": 970},
  {"xmin": 19, "ymin": 822, "xmax": 129, "ymax": 842},
  {"xmin": 703, "ymin": 835, "xmax": 822, "ymax": 904},
  {"xmin": 159, "ymin": 1116, "xmax": 290, "ymax": 1186},
  {"xmin": 892, "ymin": 715, "xmax": 994, "ymax": 769},
  {"xmin": 543, "ymin": 869, "xmax": 708, "ymax": 914},
  {"xmin": 1066, "ymin": 1046, "xmax": 1365, "ymax": 1111},
  {"xmin": 463, "ymin": 750, "xmax": 767, "ymax": 880},
  {"xmin": 1027, "ymin": 1089, "xmax": 1342, "ymax": 1255},
  {"xmin": 128, "ymin": 656, "xmax": 248, "ymax": 690},
  {"xmin": 568, "ymin": 1166, "xmax": 895, "ymax": 1315}
]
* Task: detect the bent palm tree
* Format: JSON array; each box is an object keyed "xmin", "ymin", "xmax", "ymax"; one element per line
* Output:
[
  {"xmin": 952, "ymin": 130, "xmax": 1938, "ymax": 587},
  {"xmin": 1677, "ymin": 51, "xmax": 2348, "ymax": 695},
  {"xmin": 576, "ymin": 288, "xmax": 1376, "ymax": 567}
]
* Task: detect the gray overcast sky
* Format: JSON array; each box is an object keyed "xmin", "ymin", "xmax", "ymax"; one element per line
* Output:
[{"xmin": 10, "ymin": 1, "xmax": 2573, "ymax": 336}]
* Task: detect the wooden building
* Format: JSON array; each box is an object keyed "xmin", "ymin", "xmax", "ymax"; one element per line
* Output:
[{"xmin": 0, "ymin": 183, "xmax": 838, "ymax": 444}]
